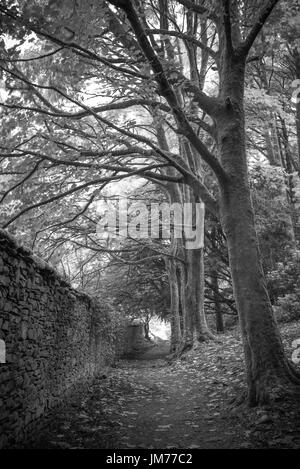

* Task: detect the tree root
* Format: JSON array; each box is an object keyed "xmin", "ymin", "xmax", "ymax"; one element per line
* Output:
[
  {"xmin": 247, "ymin": 366, "xmax": 300, "ymax": 407},
  {"xmin": 197, "ymin": 330, "xmax": 217, "ymax": 343}
]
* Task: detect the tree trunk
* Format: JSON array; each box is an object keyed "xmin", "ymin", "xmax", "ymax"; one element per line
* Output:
[
  {"xmin": 295, "ymin": 51, "xmax": 300, "ymax": 165},
  {"xmin": 166, "ymin": 178, "xmax": 213, "ymax": 352},
  {"xmin": 185, "ymin": 248, "xmax": 214, "ymax": 343},
  {"xmin": 217, "ymin": 57, "xmax": 300, "ymax": 405},
  {"xmin": 177, "ymin": 262, "xmax": 187, "ymax": 335},
  {"xmin": 297, "ymin": 99, "xmax": 300, "ymax": 165},
  {"xmin": 264, "ymin": 129, "xmax": 277, "ymax": 166},
  {"xmin": 166, "ymin": 256, "xmax": 181, "ymax": 353},
  {"xmin": 211, "ymin": 273, "xmax": 224, "ymax": 333},
  {"xmin": 144, "ymin": 319, "xmax": 151, "ymax": 341}
]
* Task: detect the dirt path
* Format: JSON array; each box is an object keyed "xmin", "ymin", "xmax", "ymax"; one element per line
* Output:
[
  {"xmin": 22, "ymin": 340, "xmax": 245, "ymax": 449},
  {"xmin": 107, "ymin": 344, "xmax": 244, "ymax": 449},
  {"xmin": 21, "ymin": 325, "xmax": 300, "ymax": 449}
]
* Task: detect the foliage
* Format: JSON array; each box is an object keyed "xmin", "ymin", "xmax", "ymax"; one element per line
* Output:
[
  {"xmin": 267, "ymin": 249, "xmax": 300, "ymax": 322},
  {"xmin": 274, "ymin": 293, "xmax": 300, "ymax": 323},
  {"xmin": 0, "ymin": 1, "xmax": 299, "ymax": 405}
]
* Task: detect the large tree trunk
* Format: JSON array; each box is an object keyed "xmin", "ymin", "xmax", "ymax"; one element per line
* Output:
[
  {"xmin": 177, "ymin": 261, "xmax": 187, "ymax": 336},
  {"xmin": 109, "ymin": 0, "xmax": 300, "ymax": 405},
  {"xmin": 219, "ymin": 179, "xmax": 298, "ymax": 404},
  {"xmin": 185, "ymin": 248, "xmax": 214, "ymax": 343},
  {"xmin": 181, "ymin": 181, "xmax": 213, "ymax": 346},
  {"xmin": 217, "ymin": 57, "xmax": 300, "ymax": 405},
  {"xmin": 166, "ymin": 176, "xmax": 213, "ymax": 353},
  {"xmin": 166, "ymin": 255, "xmax": 182, "ymax": 353}
]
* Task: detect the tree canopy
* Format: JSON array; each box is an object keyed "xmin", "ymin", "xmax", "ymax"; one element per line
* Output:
[{"xmin": 0, "ymin": 0, "xmax": 300, "ymax": 406}]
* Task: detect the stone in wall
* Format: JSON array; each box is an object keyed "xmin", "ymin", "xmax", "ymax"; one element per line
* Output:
[{"xmin": 0, "ymin": 229, "xmax": 126, "ymax": 449}]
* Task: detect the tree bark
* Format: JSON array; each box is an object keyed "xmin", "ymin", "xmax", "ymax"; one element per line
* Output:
[
  {"xmin": 166, "ymin": 256, "xmax": 182, "ymax": 353},
  {"xmin": 144, "ymin": 316, "xmax": 151, "ymax": 341},
  {"xmin": 217, "ymin": 55, "xmax": 300, "ymax": 405},
  {"xmin": 157, "ymin": 123, "xmax": 213, "ymax": 351},
  {"xmin": 295, "ymin": 51, "xmax": 300, "ymax": 164},
  {"xmin": 108, "ymin": 0, "xmax": 300, "ymax": 405},
  {"xmin": 177, "ymin": 261, "xmax": 187, "ymax": 335},
  {"xmin": 211, "ymin": 273, "xmax": 224, "ymax": 333},
  {"xmin": 297, "ymin": 99, "xmax": 300, "ymax": 166},
  {"xmin": 185, "ymin": 247, "xmax": 214, "ymax": 342}
]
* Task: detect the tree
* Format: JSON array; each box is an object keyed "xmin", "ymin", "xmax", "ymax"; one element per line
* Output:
[
  {"xmin": 104, "ymin": 0, "xmax": 300, "ymax": 404},
  {"xmin": 0, "ymin": 0, "xmax": 299, "ymax": 404}
]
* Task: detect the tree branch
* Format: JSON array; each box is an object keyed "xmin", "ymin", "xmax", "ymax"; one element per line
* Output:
[
  {"xmin": 240, "ymin": 0, "xmax": 280, "ymax": 56},
  {"xmin": 1, "ymin": 165, "xmax": 183, "ymax": 229},
  {"xmin": 145, "ymin": 28, "xmax": 217, "ymax": 58},
  {"xmin": 107, "ymin": 0, "xmax": 228, "ymax": 187},
  {"xmin": 222, "ymin": 0, "xmax": 233, "ymax": 54},
  {"xmin": 0, "ymin": 96, "xmax": 170, "ymax": 119},
  {"xmin": 0, "ymin": 5, "xmax": 148, "ymax": 80},
  {"xmin": 0, "ymin": 160, "xmax": 42, "ymax": 203},
  {"xmin": 1, "ymin": 47, "xmax": 64, "ymax": 63},
  {"xmin": 175, "ymin": 0, "xmax": 214, "ymax": 18}
]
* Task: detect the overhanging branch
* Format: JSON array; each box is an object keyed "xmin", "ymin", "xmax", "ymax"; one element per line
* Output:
[{"xmin": 107, "ymin": 0, "xmax": 228, "ymax": 187}]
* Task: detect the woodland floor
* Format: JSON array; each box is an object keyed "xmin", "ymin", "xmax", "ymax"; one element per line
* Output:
[{"xmin": 21, "ymin": 322, "xmax": 300, "ymax": 450}]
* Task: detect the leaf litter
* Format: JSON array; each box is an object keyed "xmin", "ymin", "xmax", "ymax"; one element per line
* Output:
[{"xmin": 20, "ymin": 322, "xmax": 300, "ymax": 449}]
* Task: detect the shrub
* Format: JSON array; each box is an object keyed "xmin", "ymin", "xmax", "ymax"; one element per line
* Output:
[{"xmin": 274, "ymin": 291, "xmax": 300, "ymax": 323}]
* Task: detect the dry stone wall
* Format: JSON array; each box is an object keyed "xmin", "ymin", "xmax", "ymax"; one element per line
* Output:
[{"xmin": 0, "ymin": 229, "xmax": 126, "ymax": 448}]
